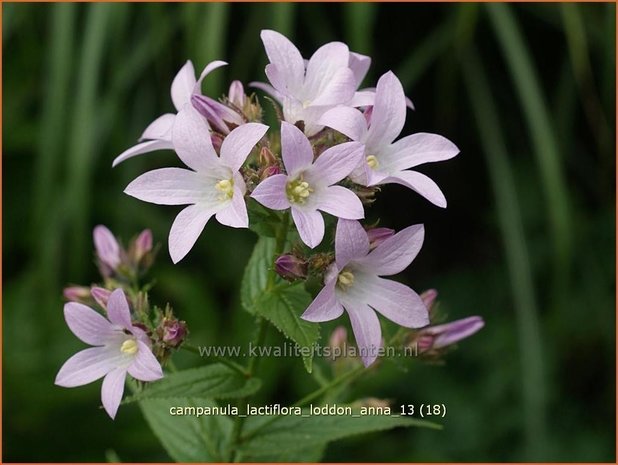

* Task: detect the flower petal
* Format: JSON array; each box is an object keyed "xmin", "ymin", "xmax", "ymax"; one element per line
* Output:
[
  {"xmin": 171, "ymin": 60, "xmax": 197, "ymax": 112},
  {"xmin": 124, "ymin": 168, "xmax": 206, "ymax": 205},
  {"xmin": 280, "ymin": 122, "xmax": 314, "ymax": 177},
  {"xmin": 348, "ymin": 51, "xmax": 371, "ymax": 88},
  {"xmin": 357, "ymin": 224, "xmax": 424, "ymax": 276},
  {"xmin": 128, "ymin": 341, "xmax": 164, "ymax": 382},
  {"xmin": 101, "ymin": 368, "xmax": 127, "ymax": 419},
  {"xmin": 291, "ymin": 208, "xmax": 325, "ymax": 249},
  {"xmin": 365, "ymin": 71, "xmax": 406, "ymax": 151},
  {"xmin": 55, "ymin": 347, "xmax": 122, "ymax": 387},
  {"xmin": 250, "ymin": 174, "xmax": 291, "ymax": 210},
  {"xmin": 220, "ymin": 123, "xmax": 269, "ymax": 171},
  {"xmin": 215, "ymin": 184, "xmax": 249, "ymax": 228},
  {"xmin": 173, "ymin": 104, "xmax": 219, "ymax": 172},
  {"xmin": 315, "ymin": 185, "xmax": 364, "ymax": 220},
  {"xmin": 345, "ymin": 303, "xmax": 382, "ymax": 367},
  {"xmin": 112, "ymin": 139, "xmax": 174, "ymax": 167},
  {"xmin": 380, "ymin": 170, "xmax": 447, "ymax": 208},
  {"xmin": 193, "ymin": 60, "xmax": 228, "ymax": 94},
  {"xmin": 301, "ymin": 279, "xmax": 344, "ymax": 322},
  {"xmin": 319, "ymin": 107, "xmax": 367, "ymax": 142},
  {"xmin": 308, "ymin": 141, "xmax": 364, "ymax": 186},
  {"xmin": 93, "ymin": 225, "xmax": 120, "ymax": 269},
  {"xmin": 310, "ymin": 67, "xmax": 356, "ymax": 107},
  {"xmin": 249, "ymin": 80, "xmax": 283, "ymax": 102},
  {"xmin": 385, "ymin": 133, "xmax": 460, "ymax": 171},
  {"xmin": 348, "ymin": 90, "xmax": 375, "ymax": 107},
  {"xmin": 358, "ymin": 275, "xmax": 429, "ymax": 328},
  {"xmin": 107, "ymin": 289, "xmax": 133, "ymax": 328},
  {"xmin": 140, "ymin": 113, "xmax": 175, "ymax": 141},
  {"xmin": 431, "ymin": 316, "xmax": 485, "ymax": 349},
  {"xmin": 304, "ymin": 41, "xmax": 350, "ymax": 99},
  {"xmin": 64, "ymin": 302, "xmax": 114, "ymax": 346},
  {"xmin": 260, "ymin": 30, "xmax": 305, "ymax": 95},
  {"xmin": 168, "ymin": 204, "xmax": 216, "ymax": 263},
  {"xmin": 335, "ymin": 219, "xmax": 369, "ymax": 269},
  {"xmin": 265, "ymin": 64, "xmax": 288, "ymax": 95}
]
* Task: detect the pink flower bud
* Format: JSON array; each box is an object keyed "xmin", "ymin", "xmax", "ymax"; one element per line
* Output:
[
  {"xmin": 258, "ymin": 146, "xmax": 277, "ymax": 166},
  {"xmin": 161, "ymin": 318, "xmax": 187, "ymax": 348},
  {"xmin": 133, "ymin": 229, "xmax": 153, "ymax": 262},
  {"xmin": 93, "ymin": 225, "xmax": 121, "ymax": 275},
  {"xmin": 416, "ymin": 316, "xmax": 485, "ymax": 352},
  {"xmin": 260, "ymin": 164, "xmax": 281, "ymax": 181},
  {"xmin": 274, "ymin": 254, "xmax": 307, "ymax": 281},
  {"xmin": 366, "ymin": 227, "xmax": 395, "ymax": 249},
  {"xmin": 420, "ymin": 289, "xmax": 438, "ymax": 312},
  {"xmin": 91, "ymin": 287, "xmax": 112, "ymax": 308},
  {"xmin": 228, "ymin": 80, "xmax": 246, "ymax": 108},
  {"xmin": 63, "ymin": 286, "xmax": 91, "ymax": 302},
  {"xmin": 329, "ymin": 326, "xmax": 347, "ymax": 350}
]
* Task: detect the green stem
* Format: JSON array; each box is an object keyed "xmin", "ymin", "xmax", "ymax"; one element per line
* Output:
[{"xmin": 229, "ymin": 211, "xmax": 290, "ymax": 461}]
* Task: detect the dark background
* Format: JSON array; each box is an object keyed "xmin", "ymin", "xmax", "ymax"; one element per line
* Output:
[{"xmin": 3, "ymin": 2, "xmax": 615, "ymax": 462}]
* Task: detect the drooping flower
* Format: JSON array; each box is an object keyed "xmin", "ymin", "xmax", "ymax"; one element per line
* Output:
[
  {"xmin": 112, "ymin": 60, "xmax": 227, "ymax": 166},
  {"xmin": 251, "ymin": 122, "xmax": 364, "ymax": 248},
  {"xmin": 320, "ymin": 71, "xmax": 460, "ymax": 207},
  {"xmin": 191, "ymin": 79, "xmax": 246, "ymax": 135},
  {"xmin": 252, "ymin": 30, "xmax": 369, "ymax": 136},
  {"xmin": 93, "ymin": 225, "xmax": 121, "ymax": 276},
  {"xmin": 125, "ymin": 105, "xmax": 268, "ymax": 263},
  {"xmin": 415, "ymin": 316, "xmax": 485, "ymax": 352},
  {"xmin": 301, "ymin": 219, "xmax": 429, "ymax": 366},
  {"xmin": 55, "ymin": 289, "xmax": 163, "ymax": 419}
]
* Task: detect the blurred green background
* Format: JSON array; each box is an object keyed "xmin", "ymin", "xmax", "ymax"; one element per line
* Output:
[{"xmin": 3, "ymin": 2, "xmax": 615, "ymax": 462}]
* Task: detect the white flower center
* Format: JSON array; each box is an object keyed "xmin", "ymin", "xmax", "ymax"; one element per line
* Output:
[
  {"xmin": 366, "ymin": 155, "xmax": 379, "ymax": 169},
  {"xmin": 215, "ymin": 178, "xmax": 234, "ymax": 200},
  {"xmin": 337, "ymin": 270, "xmax": 355, "ymax": 290},
  {"xmin": 120, "ymin": 338, "xmax": 138, "ymax": 355},
  {"xmin": 286, "ymin": 177, "xmax": 314, "ymax": 205}
]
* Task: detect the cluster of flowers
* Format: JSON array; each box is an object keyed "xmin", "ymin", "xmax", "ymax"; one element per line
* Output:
[
  {"xmin": 57, "ymin": 226, "xmax": 186, "ymax": 418},
  {"xmin": 56, "ymin": 30, "xmax": 484, "ymax": 418}
]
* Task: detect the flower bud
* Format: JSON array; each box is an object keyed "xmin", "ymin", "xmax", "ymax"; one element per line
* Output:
[
  {"xmin": 367, "ymin": 227, "xmax": 395, "ymax": 249},
  {"xmin": 228, "ymin": 80, "xmax": 246, "ymax": 109},
  {"xmin": 211, "ymin": 133, "xmax": 224, "ymax": 153},
  {"xmin": 258, "ymin": 146, "xmax": 277, "ymax": 166},
  {"xmin": 161, "ymin": 317, "xmax": 187, "ymax": 348},
  {"xmin": 260, "ymin": 164, "xmax": 281, "ymax": 181},
  {"xmin": 274, "ymin": 254, "xmax": 307, "ymax": 281},
  {"xmin": 329, "ymin": 326, "xmax": 347, "ymax": 350},
  {"xmin": 420, "ymin": 289, "xmax": 438, "ymax": 313},
  {"xmin": 63, "ymin": 286, "xmax": 92, "ymax": 302},
  {"xmin": 132, "ymin": 229, "xmax": 153, "ymax": 263},
  {"xmin": 93, "ymin": 225, "xmax": 121, "ymax": 275},
  {"xmin": 91, "ymin": 287, "xmax": 112, "ymax": 308},
  {"xmin": 415, "ymin": 316, "xmax": 485, "ymax": 353},
  {"xmin": 191, "ymin": 94, "xmax": 230, "ymax": 134}
]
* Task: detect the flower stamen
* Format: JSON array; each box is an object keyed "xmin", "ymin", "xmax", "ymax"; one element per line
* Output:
[
  {"xmin": 286, "ymin": 177, "xmax": 314, "ymax": 204},
  {"xmin": 366, "ymin": 155, "xmax": 379, "ymax": 169},
  {"xmin": 120, "ymin": 338, "xmax": 138, "ymax": 355},
  {"xmin": 215, "ymin": 178, "xmax": 234, "ymax": 200},
  {"xmin": 337, "ymin": 270, "xmax": 355, "ymax": 290}
]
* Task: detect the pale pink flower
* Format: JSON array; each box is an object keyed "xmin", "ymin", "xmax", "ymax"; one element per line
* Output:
[
  {"xmin": 113, "ymin": 60, "xmax": 227, "ymax": 166},
  {"xmin": 302, "ymin": 219, "xmax": 429, "ymax": 366},
  {"xmin": 93, "ymin": 225, "xmax": 121, "ymax": 276},
  {"xmin": 125, "ymin": 105, "xmax": 268, "ymax": 263},
  {"xmin": 320, "ymin": 71, "xmax": 459, "ymax": 207},
  {"xmin": 55, "ymin": 289, "xmax": 163, "ymax": 419},
  {"xmin": 251, "ymin": 122, "xmax": 364, "ymax": 248},
  {"xmin": 416, "ymin": 316, "xmax": 485, "ymax": 352}
]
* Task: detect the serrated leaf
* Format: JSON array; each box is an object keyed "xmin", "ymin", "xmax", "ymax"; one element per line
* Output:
[
  {"xmin": 127, "ymin": 364, "xmax": 261, "ymax": 403},
  {"xmin": 241, "ymin": 237, "xmax": 321, "ymax": 372},
  {"xmin": 140, "ymin": 397, "xmax": 232, "ymax": 462},
  {"xmin": 237, "ymin": 409, "xmax": 441, "ymax": 461},
  {"xmin": 253, "ymin": 283, "xmax": 320, "ymax": 372}
]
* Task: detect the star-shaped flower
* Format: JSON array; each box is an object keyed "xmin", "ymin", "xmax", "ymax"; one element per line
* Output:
[
  {"xmin": 301, "ymin": 219, "xmax": 429, "ymax": 366},
  {"xmin": 252, "ymin": 30, "xmax": 364, "ymax": 136},
  {"xmin": 113, "ymin": 60, "xmax": 227, "ymax": 167},
  {"xmin": 125, "ymin": 105, "xmax": 268, "ymax": 263},
  {"xmin": 55, "ymin": 289, "xmax": 163, "ymax": 419},
  {"xmin": 320, "ymin": 71, "xmax": 459, "ymax": 207},
  {"xmin": 251, "ymin": 122, "xmax": 364, "ymax": 248}
]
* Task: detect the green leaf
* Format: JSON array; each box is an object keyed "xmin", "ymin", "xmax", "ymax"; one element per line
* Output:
[
  {"xmin": 253, "ymin": 283, "xmax": 320, "ymax": 372},
  {"xmin": 247, "ymin": 200, "xmax": 282, "ymax": 238},
  {"xmin": 140, "ymin": 397, "xmax": 232, "ymax": 462},
  {"xmin": 237, "ymin": 409, "xmax": 441, "ymax": 461},
  {"xmin": 241, "ymin": 237, "xmax": 320, "ymax": 372},
  {"xmin": 127, "ymin": 364, "xmax": 261, "ymax": 402}
]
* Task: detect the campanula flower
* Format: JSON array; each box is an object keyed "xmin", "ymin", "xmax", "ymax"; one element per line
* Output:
[
  {"xmin": 301, "ymin": 219, "xmax": 429, "ymax": 366},
  {"xmin": 55, "ymin": 289, "xmax": 163, "ymax": 419},
  {"xmin": 125, "ymin": 105, "xmax": 268, "ymax": 263},
  {"xmin": 251, "ymin": 122, "xmax": 364, "ymax": 248},
  {"xmin": 416, "ymin": 316, "xmax": 485, "ymax": 352}
]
